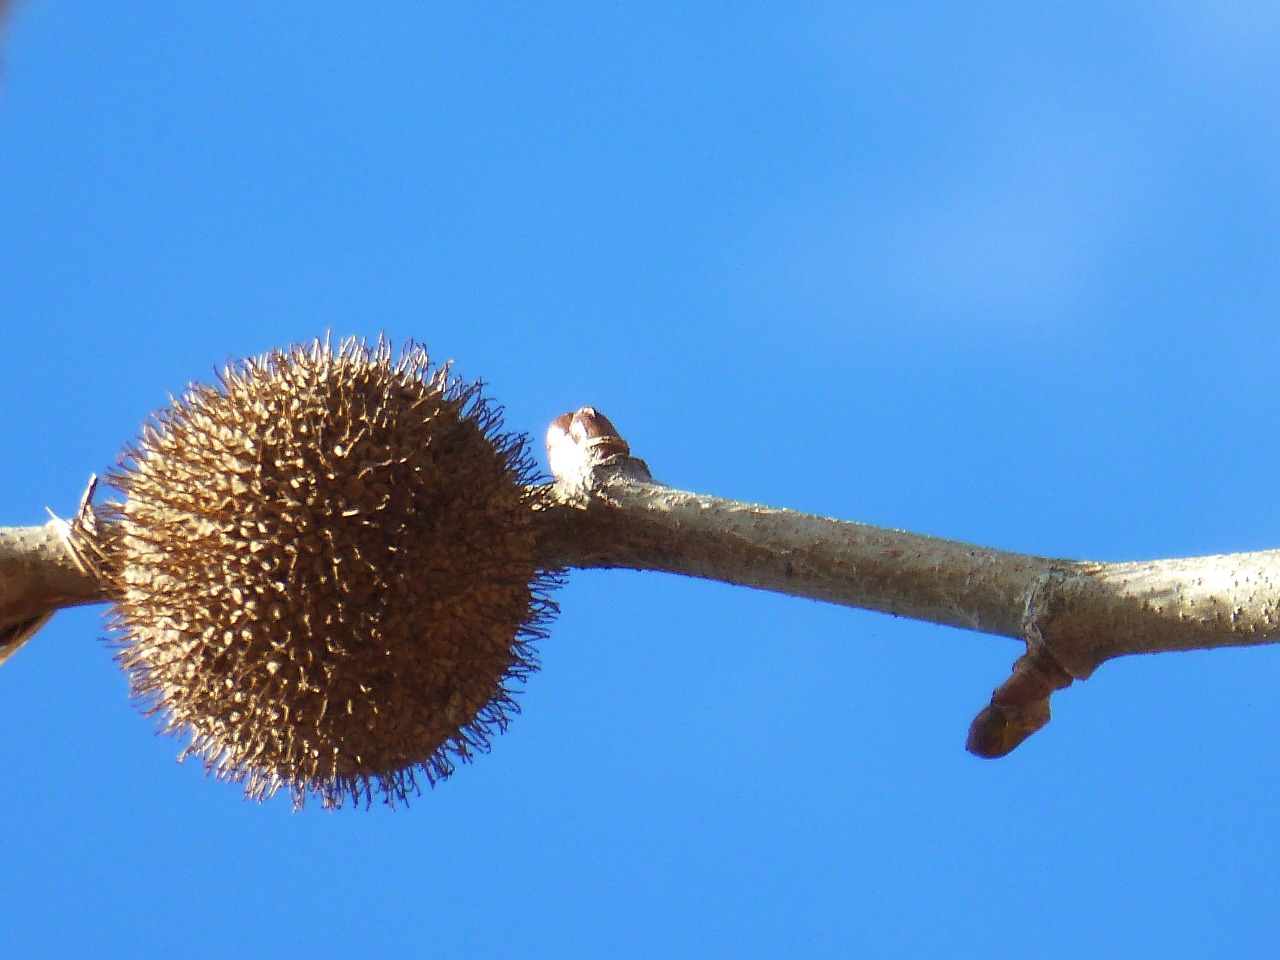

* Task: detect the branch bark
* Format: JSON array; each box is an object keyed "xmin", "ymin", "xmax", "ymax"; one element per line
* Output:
[
  {"xmin": 5, "ymin": 407, "xmax": 1280, "ymax": 757},
  {"xmin": 536, "ymin": 407, "xmax": 1280, "ymax": 755},
  {"xmin": 0, "ymin": 521, "xmax": 105, "ymax": 665}
]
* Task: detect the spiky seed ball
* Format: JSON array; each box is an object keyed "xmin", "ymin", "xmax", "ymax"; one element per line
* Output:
[{"xmin": 99, "ymin": 338, "xmax": 556, "ymax": 808}]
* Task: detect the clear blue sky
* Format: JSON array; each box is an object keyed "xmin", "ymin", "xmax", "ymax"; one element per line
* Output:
[{"xmin": 3, "ymin": 3, "xmax": 1280, "ymax": 957}]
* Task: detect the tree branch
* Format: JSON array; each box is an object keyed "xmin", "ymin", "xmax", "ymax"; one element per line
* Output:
[
  {"xmin": 0, "ymin": 521, "xmax": 105, "ymax": 665},
  {"xmin": 6, "ymin": 406, "xmax": 1280, "ymax": 758},
  {"xmin": 536, "ymin": 407, "xmax": 1280, "ymax": 756}
]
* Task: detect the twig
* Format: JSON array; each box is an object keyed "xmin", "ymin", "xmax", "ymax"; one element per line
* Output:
[
  {"xmin": 535, "ymin": 407, "xmax": 1280, "ymax": 755},
  {"xmin": 0, "ymin": 521, "xmax": 105, "ymax": 664},
  {"xmin": 5, "ymin": 406, "xmax": 1280, "ymax": 756}
]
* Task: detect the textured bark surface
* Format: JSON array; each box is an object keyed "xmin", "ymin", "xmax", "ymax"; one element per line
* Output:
[
  {"xmin": 532, "ymin": 480, "xmax": 1280, "ymax": 672},
  {"xmin": 534, "ymin": 475, "xmax": 1078, "ymax": 639},
  {"xmin": 536, "ymin": 407, "xmax": 1280, "ymax": 755},
  {"xmin": 536, "ymin": 409, "xmax": 1280, "ymax": 663},
  {"xmin": 0, "ymin": 521, "xmax": 105, "ymax": 664}
]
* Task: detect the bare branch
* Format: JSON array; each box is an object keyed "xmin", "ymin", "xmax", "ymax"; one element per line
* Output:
[
  {"xmin": 0, "ymin": 521, "xmax": 105, "ymax": 664},
  {"xmin": 536, "ymin": 407, "xmax": 1280, "ymax": 755}
]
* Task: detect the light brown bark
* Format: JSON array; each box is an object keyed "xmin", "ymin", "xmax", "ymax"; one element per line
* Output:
[{"xmin": 0, "ymin": 521, "xmax": 105, "ymax": 664}]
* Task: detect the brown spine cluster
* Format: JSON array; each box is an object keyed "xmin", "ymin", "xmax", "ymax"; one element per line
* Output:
[{"xmin": 100, "ymin": 338, "xmax": 557, "ymax": 808}]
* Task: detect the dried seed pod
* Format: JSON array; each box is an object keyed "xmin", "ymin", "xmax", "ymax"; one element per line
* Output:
[{"xmin": 96, "ymin": 338, "xmax": 556, "ymax": 808}]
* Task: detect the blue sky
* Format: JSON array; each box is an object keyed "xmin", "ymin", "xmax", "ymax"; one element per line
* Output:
[{"xmin": 3, "ymin": 3, "xmax": 1280, "ymax": 957}]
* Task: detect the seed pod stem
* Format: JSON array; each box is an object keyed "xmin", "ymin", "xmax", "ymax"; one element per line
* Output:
[{"xmin": 0, "ymin": 517, "xmax": 105, "ymax": 664}]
